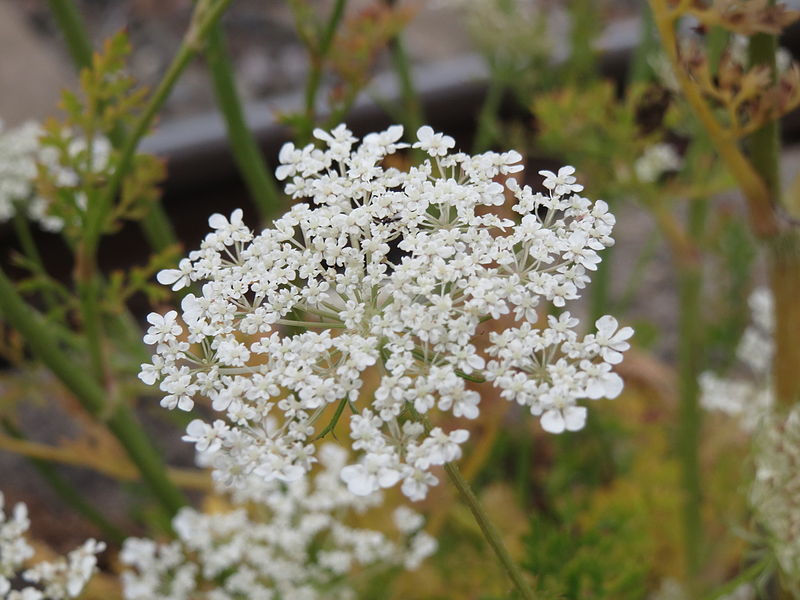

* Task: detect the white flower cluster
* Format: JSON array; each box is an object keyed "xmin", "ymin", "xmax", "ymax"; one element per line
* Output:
[
  {"xmin": 121, "ymin": 444, "xmax": 435, "ymax": 600},
  {"xmin": 141, "ymin": 124, "xmax": 631, "ymax": 500},
  {"xmin": 700, "ymin": 289, "xmax": 773, "ymax": 431},
  {"xmin": 750, "ymin": 408, "xmax": 800, "ymax": 591},
  {"xmin": 0, "ymin": 491, "xmax": 105, "ymax": 599},
  {"xmin": 0, "ymin": 119, "xmax": 112, "ymax": 233}
]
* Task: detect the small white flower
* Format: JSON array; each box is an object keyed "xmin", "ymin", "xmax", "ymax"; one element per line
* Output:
[
  {"xmin": 157, "ymin": 258, "xmax": 193, "ymax": 291},
  {"xmin": 592, "ymin": 315, "xmax": 633, "ymax": 364},
  {"xmin": 413, "ymin": 125, "xmax": 455, "ymax": 157},
  {"xmin": 538, "ymin": 165, "xmax": 584, "ymax": 195},
  {"xmin": 540, "ymin": 405, "xmax": 587, "ymax": 434}
]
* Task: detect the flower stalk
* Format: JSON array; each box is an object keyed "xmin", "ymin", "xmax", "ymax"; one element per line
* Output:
[{"xmin": 443, "ymin": 461, "xmax": 536, "ymax": 599}]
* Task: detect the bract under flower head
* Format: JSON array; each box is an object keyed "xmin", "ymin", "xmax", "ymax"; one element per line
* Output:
[{"xmin": 141, "ymin": 124, "xmax": 632, "ymax": 501}]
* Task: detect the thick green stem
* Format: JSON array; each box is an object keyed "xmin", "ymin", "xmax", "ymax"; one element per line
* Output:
[
  {"xmin": 747, "ymin": 29, "xmax": 780, "ymax": 202},
  {"xmin": 747, "ymin": 6, "xmax": 800, "ymax": 412},
  {"xmin": 444, "ymin": 461, "xmax": 536, "ymax": 599},
  {"xmin": 11, "ymin": 204, "xmax": 60, "ymax": 310},
  {"xmin": 768, "ymin": 234, "xmax": 800, "ymax": 408},
  {"xmin": 206, "ymin": 23, "xmax": 282, "ymax": 222},
  {"xmin": 76, "ymin": 271, "xmax": 107, "ymax": 382},
  {"xmin": 0, "ymin": 267, "xmax": 186, "ymax": 516},
  {"xmin": 1, "ymin": 419, "xmax": 125, "ymax": 544},
  {"xmin": 628, "ymin": 3, "xmax": 657, "ymax": 83},
  {"xmin": 385, "ymin": 0, "xmax": 424, "ymax": 139},
  {"xmin": 46, "ymin": 0, "xmax": 93, "ymax": 70},
  {"xmin": 298, "ymin": 0, "xmax": 348, "ymax": 143},
  {"xmin": 473, "ymin": 74, "xmax": 506, "ymax": 153},
  {"xmin": 677, "ymin": 197, "xmax": 708, "ymax": 585},
  {"xmin": 140, "ymin": 208, "xmax": 178, "ymax": 254}
]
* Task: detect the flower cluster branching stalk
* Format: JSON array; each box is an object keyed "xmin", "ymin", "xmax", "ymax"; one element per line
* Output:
[
  {"xmin": 647, "ymin": 0, "xmax": 777, "ymax": 238},
  {"xmin": 28, "ymin": 0, "xmax": 234, "ymax": 517}
]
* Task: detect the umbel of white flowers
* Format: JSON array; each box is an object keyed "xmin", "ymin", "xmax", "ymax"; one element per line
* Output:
[
  {"xmin": 121, "ymin": 443, "xmax": 435, "ymax": 600},
  {"xmin": 141, "ymin": 124, "xmax": 633, "ymax": 501},
  {"xmin": 0, "ymin": 491, "xmax": 105, "ymax": 599}
]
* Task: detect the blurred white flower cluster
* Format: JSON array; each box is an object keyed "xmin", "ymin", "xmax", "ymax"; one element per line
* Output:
[
  {"xmin": 0, "ymin": 120, "xmax": 112, "ymax": 234},
  {"xmin": 0, "ymin": 491, "xmax": 105, "ymax": 600},
  {"xmin": 141, "ymin": 124, "xmax": 631, "ymax": 501},
  {"xmin": 0, "ymin": 121, "xmax": 60, "ymax": 232},
  {"xmin": 700, "ymin": 288, "xmax": 773, "ymax": 431},
  {"xmin": 751, "ymin": 408, "xmax": 800, "ymax": 592},
  {"xmin": 121, "ymin": 443, "xmax": 435, "ymax": 600},
  {"xmin": 649, "ymin": 578, "xmax": 754, "ymax": 600},
  {"xmin": 634, "ymin": 143, "xmax": 682, "ymax": 183}
]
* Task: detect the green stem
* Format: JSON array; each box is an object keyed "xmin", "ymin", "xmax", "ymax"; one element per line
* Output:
[
  {"xmin": 628, "ymin": 3, "xmax": 657, "ymax": 83},
  {"xmin": 0, "ymin": 267, "xmax": 187, "ymax": 516},
  {"xmin": 409, "ymin": 408, "xmax": 535, "ymax": 598},
  {"xmin": 46, "ymin": 0, "xmax": 93, "ymax": 70},
  {"xmin": 747, "ymin": 4, "xmax": 800, "ymax": 415},
  {"xmin": 385, "ymin": 0, "xmax": 424, "ymax": 139},
  {"xmin": 92, "ymin": 0, "xmax": 234, "ymax": 249},
  {"xmin": 299, "ymin": 0, "xmax": 348, "ymax": 143},
  {"xmin": 11, "ymin": 204, "xmax": 60, "ymax": 310},
  {"xmin": 443, "ymin": 461, "xmax": 536, "ymax": 599},
  {"xmin": 676, "ymin": 197, "xmax": 708, "ymax": 586},
  {"xmin": 206, "ymin": 23, "xmax": 282, "ymax": 222},
  {"xmin": 1, "ymin": 419, "xmax": 126, "ymax": 544},
  {"xmin": 76, "ymin": 272, "xmax": 106, "ymax": 382},
  {"xmin": 473, "ymin": 73, "xmax": 506, "ymax": 153},
  {"xmin": 747, "ymin": 26, "xmax": 780, "ymax": 203},
  {"xmin": 140, "ymin": 207, "xmax": 178, "ymax": 253}
]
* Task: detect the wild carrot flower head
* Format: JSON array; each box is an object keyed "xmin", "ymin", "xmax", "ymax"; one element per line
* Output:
[{"xmin": 141, "ymin": 124, "xmax": 632, "ymax": 500}]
